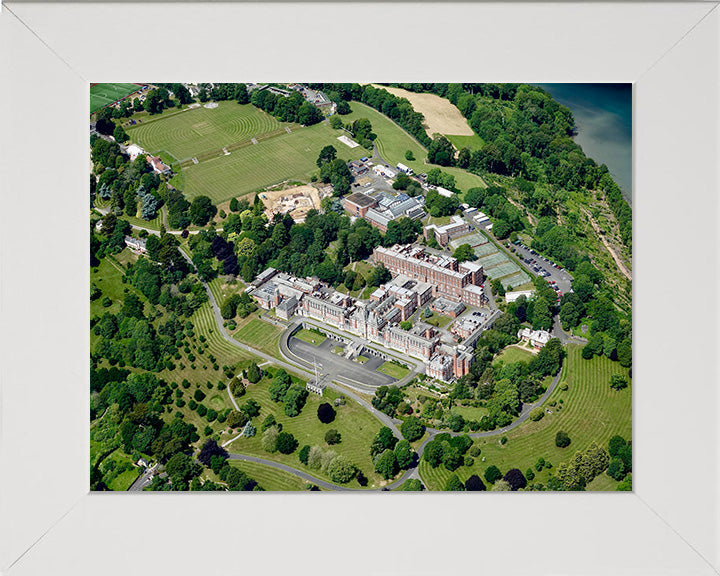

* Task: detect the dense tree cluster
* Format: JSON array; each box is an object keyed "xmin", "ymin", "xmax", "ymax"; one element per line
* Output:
[
  {"xmin": 300, "ymin": 444, "xmax": 357, "ymax": 484},
  {"xmin": 464, "ymin": 185, "xmax": 524, "ymax": 240},
  {"xmin": 551, "ymin": 441, "xmax": 610, "ymax": 491},
  {"xmin": 372, "ymin": 386, "xmax": 404, "ymax": 417},
  {"xmin": 267, "ymin": 369, "xmax": 308, "ymax": 417},
  {"xmin": 251, "ymin": 88, "xmax": 323, "ymax": 126},
  {"xmin": 424, "ymin": 188, "xmax": 460, "ymax": 217},
  {"xmin": 422, "ymin": 433, "xmax": 473, "ymax": 471}
]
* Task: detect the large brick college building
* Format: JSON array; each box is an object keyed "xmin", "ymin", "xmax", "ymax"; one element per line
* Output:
[{"xmin": 372, "ymin": 244, "xmax": 486, "ymax": 307}]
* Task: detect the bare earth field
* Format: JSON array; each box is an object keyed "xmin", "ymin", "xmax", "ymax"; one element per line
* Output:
[
  {"xmin": 260, "ymin": 184, "xmax": 321, "ymax": 222},
  {"xmin": 372, "ymin": 84, "xmax": 475, "ymax": 137}
]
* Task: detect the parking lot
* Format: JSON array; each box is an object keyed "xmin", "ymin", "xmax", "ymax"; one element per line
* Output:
[{"xmin": 509, "ymin": 243, "xmax": 574, "ymax": 297}]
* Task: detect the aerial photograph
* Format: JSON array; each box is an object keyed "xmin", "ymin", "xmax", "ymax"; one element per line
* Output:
[{"xmin": 89, "ymin": 82, "xmax": 632, "ymax": 492}]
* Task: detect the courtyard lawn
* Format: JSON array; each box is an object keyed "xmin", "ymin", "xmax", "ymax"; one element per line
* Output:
[
  {"xmin": 419, "ymin": 344, "xmax": 632, "ymax": 490},
  {"xmin": 293, "ymin": 328, "xmax": 327, "ymax": 346},
  {"xmin": 225, "ymin": 379, "xmax": 386, "ymax": 488},
  {"xmin": 492, "ymin": 345, "xmax": 536, "ymax": 366},
  {"xmin": 377, "ymin": 361, "xmax": 410, "ymax": 380},
  {"xmin": 233, "ymin": 318, "xmax": 282, "ymax": 356},
  {"xmin": 227, "ymin": 459, "xmax": 317, "ymax": 491},
  {"xmin": 424, "ymin": 313, "xmax": 453, "ymax": 329}
]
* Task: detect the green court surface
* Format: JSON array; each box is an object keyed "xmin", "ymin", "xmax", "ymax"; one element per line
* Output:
[
  {"xmin": 91, "ymin": 83, "xmax": 140, "ymax": 113},
  {"xmin": 472, "ymin": 243, "xmax": 499, "ymax": 258},
  {"xmin": 501, "ymin": 272, "xmax": 531, "ymax": 289},
  {"xmin": 449, "ymin": 231, "xmax": 489, "ymax": 250},
  {"xmin": 477, "ymin": 252, "xmax": 509, "ymax": 268},
  {"xmin": 485, "ymin": 262, "xmax": 521, "ymax": 279}
]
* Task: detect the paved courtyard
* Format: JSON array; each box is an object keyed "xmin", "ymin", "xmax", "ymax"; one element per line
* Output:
[{"xmin": 287, "ymin": 336, "xmax": 396, "ymax": 388}]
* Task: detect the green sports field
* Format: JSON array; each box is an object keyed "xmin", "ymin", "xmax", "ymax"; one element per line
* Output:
[
  {"xmin": 127, "ymin": 101, "xmax": 368, "ymax": 202},
  {"xmin": 91, "ymin": 83, "xmax": 140, "ymax": 113},
  {"xmin": 126, "ymin": 101, "xmax": 286, "ymax": 161},
  {"xmin": 420, "ymin": 344, "xmax": 632, "ymax": 490},
  {"xmin": 181, "ymin": 120, "xmax": 367, "ymax": 202}
]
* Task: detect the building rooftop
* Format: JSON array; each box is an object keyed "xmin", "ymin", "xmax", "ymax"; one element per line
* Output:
[{"xmin": 344, "ymin": 191, "xmax": 376, "ymax": 208}]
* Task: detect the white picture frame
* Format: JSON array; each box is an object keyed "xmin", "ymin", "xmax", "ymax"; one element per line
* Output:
[{"xmin": 1, "ymin": 2, "xmax": 718, "ymax": 575}]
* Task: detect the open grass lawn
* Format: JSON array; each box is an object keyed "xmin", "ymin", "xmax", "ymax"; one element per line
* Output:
[
  {"xmin": 446, "ymin": 133, "xmax": 485, "ymax": 152},
  {"xmin": 419, "ymin": 344, "xmax": 632, "ymax": 490},
  {"xmin": 293, "ymin": 328, "xmax": 327, "ymax": 346},
  {"xmin": 233, "ymin": 318, "xmax": 282, "ymax": 355},
  {"xmin": 91, "ymin": 256, "xmax": 126, "ymax": 318},
  {"xmin": 226, "ymin": 381, "xmax": 387, "ymax": 488},
  {"xmin": 452, "ymin": 404, "xmax": 490, "ymax": 422},
  {"xmin": 492, "ymin": 345, "xmax": 536, "ymax": 366},
  {"xmin": 126, "ymin": 101, "xmax": 287, "ymax": 161},
  {"xmin": 377, "ymin": 361, "xmax": 410, "ymax": 380},
  {"xmin": 91, "ymin": 83, "xmax": 140, "ymax": 113},
  {"xmin": 103, "ymin": 450, "xmax": 141, "ymax": 492},
  {"xmin": 228, "ymin": 460, "xmax": 316, "ymax": 491},
  {"xmin": 342, "ymin": 103, "xmax": 487, "ymax": 194}
]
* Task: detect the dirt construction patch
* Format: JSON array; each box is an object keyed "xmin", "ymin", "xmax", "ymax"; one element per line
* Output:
[
  {"xmin": 259, "ymin": 184, "xmax": 321, "ymax": 222},
  {"xmin": 372, "ymin": 84, "xmax": 475, "ymax": 137}
]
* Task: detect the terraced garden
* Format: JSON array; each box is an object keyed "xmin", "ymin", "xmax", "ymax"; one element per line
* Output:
[
  {"xmin": 419, "ymin": 344, "xmax": 632, "ymax": 490},
  {"xmin": 233, "ymin": 318, "xmax": 282, "ymax": 356}
]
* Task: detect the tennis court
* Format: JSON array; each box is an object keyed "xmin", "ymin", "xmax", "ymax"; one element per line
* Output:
[
  {"xmin": 472, "ymin": 243, "xmax": 498, "ymax": 258},
  {"xmin": 91, "ymin": 83, "xmax": 140, "ymax": 113},
  {"xmin": 500, "ymin": 272, "xmax": 531, "ymax": 289},
  {"xmin": 449, "ymin": 231, "xmax": 489, "ymax": 250},
  {"xmin": 478, "ymin": 252, "xmax": 508, "ymax": 268},
  {"xmin": 484, "ymin": 261, "xmax": 521, "ymax": 279}
]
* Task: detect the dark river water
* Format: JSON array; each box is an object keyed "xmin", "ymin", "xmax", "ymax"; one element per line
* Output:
[{"xmin": 538, "ymin": 83, "xmax": 632, "ymax": 206}]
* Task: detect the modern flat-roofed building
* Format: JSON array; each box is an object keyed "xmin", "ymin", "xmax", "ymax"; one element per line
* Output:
[
  {"xmin": 431, "ymin": 297, "xmax": 466, "ymax": 318},
  {"xmin": 506, "ymin": 290, "xmax": 535, "ymax": 303},
  {"xmin": 342, "ymin": 192, "xmax": 377, "ymax": 218}
]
